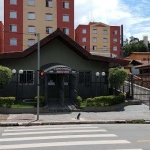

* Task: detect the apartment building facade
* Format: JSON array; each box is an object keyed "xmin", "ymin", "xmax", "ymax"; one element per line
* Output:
[
  {"xmin": 0, "ymin": 21, "xmax": 4, "ymax": 53},
  {"xmin": 75, "ymin": 22, "xmax": 121, "ymax": 58},
  {"xmin": 4, "ymin": 0, "xmax": 74, "ymax": 53}
]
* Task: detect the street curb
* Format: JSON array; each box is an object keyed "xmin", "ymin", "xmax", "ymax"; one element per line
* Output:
[{"xmin": 0, "ymin": 119, "xmax": 150, "ymax": 127}]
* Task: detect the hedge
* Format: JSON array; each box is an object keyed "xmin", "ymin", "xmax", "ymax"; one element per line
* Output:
[
  {"xmin": 86, "ymin": 94, "xmax": 126, "ymax": 107},
  {"xmin": 0, "ymin": 97, "xmax": 15, "ymax": 108},
  {"xmin": 34, "ymin": 95, "xmax": 45, "ymax": 107},
  {"xmin": 76, "ymin": 96, "xmax": 82, "ymax": 106}
]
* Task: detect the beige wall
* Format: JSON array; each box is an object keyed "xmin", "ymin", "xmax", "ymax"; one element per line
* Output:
[
  {"xmin": 23, "ymin": 0, "xmax": 57, "ymax": 50},
  {"xmin": 90, "ymin": 23, "xmax": 110, "ymax": 54}
]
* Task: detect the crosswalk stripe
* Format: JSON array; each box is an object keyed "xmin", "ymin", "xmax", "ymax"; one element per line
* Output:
[
  {"xmin": 2, "ymin": 129, "xmax": 106, "ymax": 136},
  {"xmin": 0, "ymin": 134, "xmax": 117, "ymax": 142},
  {"xmin": 5, "ymin": 126, "xmax": 98, "ymax": 132},
  {"xmin": 7, "ymin": 124, "xmax": 93, "ymax": 129},
  {"xmin": 0, "ymin": 140, "xmax": 130, "ymax": 149}
]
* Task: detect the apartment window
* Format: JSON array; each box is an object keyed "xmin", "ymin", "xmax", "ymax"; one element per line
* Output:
[
  {"xmin": 28, "ymin": 26, "xmax": 35, "ymax": 33},
  {"xmin": 82, "ymin": 29, "xmax": 86, "ymax": 34},
  {"xmin": 46, "ymin": 13, "xmax": 52, "ymax": 20},
  {"xmin": 82, "ymin": 37, "xmax": 86, "ymax": 42},
  {"xmin": 28, "ymin": 0, "xmax": 35, "ymax": 6},
  {"xmin": 10, "ymin": 0, "xmax": 17, "ymax": 4},
  {"xmin": 63, "ymin": 28, "xmax": 69, "ymax": 35},
  {"xmin": 46, "ymin": 0, "xmax": 52, "ymax": 7},
  {"xmin": 46, "ymin": 27, "xmax": 52, "ymax": 34},
  {"xmin": 28, "ymin": 12, "xmax": 35, "ymax": 20},
  {"xmin": 10, "ymin": 25, "xmax": 17, "ymax": 32},
  {"xmin": 63, "ymin": 2, "xmax": 69, "ymax": 9},
  {"xmin": 113, "ymin": 46, "xmax": 117, "ymax": 51},
  {"xmin": 93, "ymin": 46, "xmax": 97, "ymax": 50},
  {"xmin": 92, "ymin": 29, "xmax": 97, "ymax": 34},
  {"xmin": 19, "ymin": 70, "xmax": 34, "ymax": 85},
  {"xmin": 28, "ymin": 39, "xmax": 35, "ymax": 46},
  {"xmin": 10, "ymin": 38, "xmax": 17, "ymax": 46},
  {"xmin": 103, "ymin": 46, "xmax": 108, "ymax": 51},
  {"xmin": 113, "ymin": 30, "xmax": 117, "ymax": 34},
  {"xmin": 10, "ymin": 11, "xmax": 17, "ymax": 18},
  {"xmin": 63, "ymin": 15, "xmax": 69, "ymax": 22},
  {"xmin": 82, "ymin": 45, "xmax": 86, "ymax": 49},
  {"xmin": 92, "ymin": 37, "xmax": 97, "ymax": 42},
  {"xmin": 103, "ymin": 30, "xmax": 107, "ymax": 34},
  {"xmin": 103, "ymin": 38, "xmax": 107, "ymax": 43},
  {"xmin": 113, "ymin": 38, "xmax": 117, "ymax": 43}
]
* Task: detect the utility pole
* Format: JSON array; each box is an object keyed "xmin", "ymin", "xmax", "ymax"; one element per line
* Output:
[{"xmin": 36, "ymin": 33, "xmax": 40, "ymax": 120}]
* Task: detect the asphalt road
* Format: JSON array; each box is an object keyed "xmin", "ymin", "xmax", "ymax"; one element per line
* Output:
[{"xmin": 0, "ymin": 124, "xmax": 150, "ymax": 150}]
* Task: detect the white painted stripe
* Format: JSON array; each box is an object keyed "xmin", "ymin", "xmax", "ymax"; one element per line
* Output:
[
  {"xmin": 0, "ymin": 134, "xmax": 117, "ymax": 142},
  {"xmin": 7, "ymin": 124, "xmax": 93, "ymax": 129},
  {"xmin": 5, "ymin": 126, "xmax": 98, "ymax": 132},
  {"xmin": 2, "ymin": 129, "xmax": 106, "ymax": 136},
  {"xmin": 112, "ymin": 149, "xmax": 143, "ymax": 150},
  {"xmin": 0, "ymin": 140, "xmax": 130, "ymax": 149}
]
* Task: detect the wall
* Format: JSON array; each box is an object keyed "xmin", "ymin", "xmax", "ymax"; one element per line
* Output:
[{"xmin": 0, "ymin": 21, "xmax": 4, "ymax": 53}]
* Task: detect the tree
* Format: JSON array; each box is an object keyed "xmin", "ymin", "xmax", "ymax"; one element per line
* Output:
[
  {"xmin": 108, "ymin": 68, "xmax": 128, "ymax": 95},
  {"xmin": 0, "ymin": 66, "xmax": 12, "ymax": 90}
]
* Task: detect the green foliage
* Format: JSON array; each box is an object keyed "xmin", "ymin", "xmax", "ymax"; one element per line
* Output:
[
  {"xmin": 86, "ymin": 94, "xmax": 126, "ymax": 107},
  {"xmin": 0, "ymin": 97, "xmax": 15, "ymax": 108},
  {"xmin": 35, "ymin": 95, "xmax": 45, "ymax": 107},
  {"xmin": 108, "ymin": 68, "xmax": 128, "ymax": 90},
  {"xmin": 0, "ymin": 66, "xmax": 12, "ymax": 90},
  {"xmin": 76, "ymin": 96, "xmax": 82, "ymax": 106}
]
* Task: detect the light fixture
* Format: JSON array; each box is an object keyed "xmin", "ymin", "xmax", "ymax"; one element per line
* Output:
[
  {"xmin": 95, "ymin": 72, "xmax": 100, "ymax": 77},
  {"xmin": 101, "ymin": 72, "xmax": 106, "ymax": 76},
  {"xmin": 19, "ymin": 69, "xmax": 24, "ymax": 74},
  {"xmin": 12, "ymin": 69, "xmax": 16, "ymax": 74}
]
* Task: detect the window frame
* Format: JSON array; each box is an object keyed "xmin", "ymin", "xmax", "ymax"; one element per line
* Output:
[
  {"xmin": 10, "ymin": 0, "xmax": 17, "ymax": 5},
  {"xmin": 82, "ymin": 37, "xmax": 86, "ymax": 42},
  {"xmin": 63, "ymin": 1, "xmax": 69, "ymax": 9},
  {"xmin": 28, "ymin": 26, "xmax": 35, "ymax": 33},
  {"xmin": 28, "ymin": 39, "xmax": 35, "ymax": 46},
  {"xmin": 10, "ymin": 38, "xmax": 17, "ymax": 46},
  {"xmin": 93, "ymin": 46, "xmax": 97, "ymax": 51},
  {"xmin": 63, "ymin": 28, "xmax": 69, "ymax": 35},
  {"xmin": 92, "ymin": 29, "xmax": 97, "ymax": 34},
  {"xmin": 28, "ymin": 12, "xmax": 35, "ymax": 20},
  {"xmin": 103, "ymin": 38, "xmax": 108, "ymax": 43},
  {"xmin": 46, "ymin": 0, "xmax": 53, "ymax": 7},
  {"xmin": 10, "ymin": 11, "xmax": 17, "ymax": 19},
  {"xmin": 10, "ymin": 24, "xmax": 17, "ymax": 32},
  {"xmin": 82, "ymin": 29, "xmax": 86, "ymax": 34},
  {"xmin": 19, "ymin": 70, "xmax": 34, "ymax": 85},
  {"xmin": 113, "ymin": 38, "xmax": 117, "ymax": 43},
  {"xmin": 62, "ymin": 15, "xmax": 69, "ymax": 22},
  {"xmin": 113, "ymin": 30, "xmax": 117, "ymax": 34},
  {"xmin": 103, "ymin": 29, "xmax": 107, "ymax": 35},
  {"xmin": 28, "ymin": 0, "xmax": 35, "ymax": 6},
  {"xmin": 113, "ymin": 46, "xmax": 117, "ymax": 51},
  {"xmin": 103, "ymin": 46, "xmax": 108, "ymax": 51},
  {"xmin": 45, "ymin": 13, "xmax": 52, "ymax": 21},
  {"xmin": 82, "ymin": 45, "xmax": 86, "ymax": 49},
  {"xmin": 92, "ymin": 37, "xmax": 97, "ymax": 42},
  {"xmin": 46, "ymin": 27, "xmax": 53, "ymax": 34}
]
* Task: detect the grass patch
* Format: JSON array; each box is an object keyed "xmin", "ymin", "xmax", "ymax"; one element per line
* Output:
[
  {"xmin": 11, "ymin": 102, "xmax": 36, "ymax": 108},
  {"xmin": 80, "ymin": 101, "xmax": 87, "ymax": 108}
]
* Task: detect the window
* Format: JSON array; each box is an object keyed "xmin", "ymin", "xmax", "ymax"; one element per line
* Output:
[
  {"xmin": 28, "ymin": 12, "xmax": 35, "ymax": 20},
  {"xmin": 82, "ymin": 37, "xmax": 86, "ymax": 42},
  {"xmin": 103, "ymin": 30, "xmax": 107, "ymax": 34},
  {"xmin": 28, "ymin": 39, "xmax": 35, "ymax": 46},
  {"xmin": 63, "ymin": 28, "xmax": 69, "ymax": 35},
  {"xmin": 10, "ymin": 11, "xmax": 17, "ymax": 18},
  {"xmin": 113, "ymin": 38, "xmax": 117, "ymax": 43},
  {"xmin": 92, "ymin": 37, "xmax": 97, "ymax": 42},
  {"xmin": 103, "ymin": 38, "xmax": 107, "ymax": 43},
  {"xmin": 92, "ymin": 29, "xmax": 97, "ymax": 34},
  {"xmin": 28, "ymin": 0, "xmax": 35, "ymax": 6},
  {"xmin": 10, "ymin": 25, "xmax": 17, "ymax": 32},
  {"xmin": 79, "ymin": 71, "xmax": 92, "ymax": 86},
  {"xmin": 28, "ymin": 26, "xmax": 35, "ymax": 33},
  {"xmin": 46, "ymin": 0, "xmax": 52, "ymax": 7},
  {"xmin": 46, "ymin": 27, "xmax": 52, "ymax": 34},
  {"xmin": 63, "ymin": 2, "xmax": 69, "ymax": 9},
  {"xmin": 103, "ymin": 46, "xmax": 108, "ymax": 51},
  {"xmin": 46, "ymin": 13, "xmax": 52, "ymax": 20},
  {"xmin": 82, "ymin": 29, "xmax": 86, "ymax": 34},
  {"xmin": 10, "ymin": 38, "xmax": 17, "ymax": 46},
  {"xmin": 93, "ymin": 46, "xmax": 97, "ymax": 50},
  {"xmin": 113, "ymin": 30, "xmax": 117, "ymax": 34},
  {"xmin": 82, "ymin": 45, "xmax": 86, "ymax": 49},
  {"xmin": 19, "ymin": 70, "xmax": 34, "ymax": 85},
  {"xmin": 113, "ymin": 46, "xmax": 117, "ymax": 51},
  {"xmin": 63, "ymin": 15, "xmax": 69, "ymax": 22},
  {"xmin": 10, "ymin": 0, "xmax": 17, "ymax": 4}
]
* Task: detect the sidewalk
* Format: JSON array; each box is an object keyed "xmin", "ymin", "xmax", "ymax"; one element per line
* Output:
[{"xmin": 0, "ymin": 104, "xmax": 150, "ymax": 126}]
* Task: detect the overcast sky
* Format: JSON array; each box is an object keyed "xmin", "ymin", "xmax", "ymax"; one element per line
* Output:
[{"xmin": 0, "ymin": 0, "xmax": 150, "ymax": 40}]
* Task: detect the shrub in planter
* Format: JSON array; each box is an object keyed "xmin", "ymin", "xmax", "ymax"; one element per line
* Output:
[
  {"xmin": 86, "ymin": 98, "xmax": 95, "ymax": 107},
  {"xmin": 76, "ymin": 96, "xmax": 82, "ymax": 106},
  {"xmin": 35, "ymin": 95, "xmax": 45, "ymax": 107},
  {"xmin": 0, "ymin": 97, "xmax": 15, "ymax": 108}
]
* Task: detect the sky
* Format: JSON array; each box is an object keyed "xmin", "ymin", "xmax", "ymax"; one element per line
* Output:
[{"xmin": 0, "ymin": 0, "xmax": 150, "ymax": 41}]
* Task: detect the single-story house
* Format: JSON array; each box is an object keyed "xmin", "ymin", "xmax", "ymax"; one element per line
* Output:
[{"xmin": 0, "ymin": 28, "xmax": 129, "ymax": 106}]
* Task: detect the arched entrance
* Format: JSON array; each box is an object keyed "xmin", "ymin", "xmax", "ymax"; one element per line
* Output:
[{"xmin": 41, "ymin": 63, "xmax": 78, "ymax": 107}]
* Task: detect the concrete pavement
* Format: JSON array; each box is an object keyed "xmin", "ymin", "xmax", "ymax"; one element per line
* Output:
[{"xmin": 0, "ymin": 104, "xmax": 150, "ymax": 126}]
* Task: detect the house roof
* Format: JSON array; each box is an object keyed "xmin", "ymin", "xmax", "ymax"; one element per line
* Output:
[{"xmin": 0, "ymin": 28, "xmax": 129, "ymax": 66}]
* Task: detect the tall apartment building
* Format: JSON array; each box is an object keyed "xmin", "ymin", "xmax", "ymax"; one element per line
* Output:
[
  {"xmin": 4, "ymin": 0, "xmax": 74, "ymax": 53},
  {"xmin": 0, "ymin": 21, "xmax": 4, "ymax": 53},
  {"xmin": 75, "ymin": 22, "xmax": 121, "ymax": 58}
]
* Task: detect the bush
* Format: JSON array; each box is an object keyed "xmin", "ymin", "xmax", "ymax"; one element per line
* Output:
[
  {"xmin": 76, "ymin": 96, "xmax": 82, "ymax": 106},
  {"xmin": 86, "ymin": 98, "xmax": 94, "ymax": 107},
  {"xmin": 0, "ymin": 97, "xmax": 15, "ymax": 108},
  {"xmin": 35, "ymin": 95, "xmax": 45, "ymax": 107}
]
